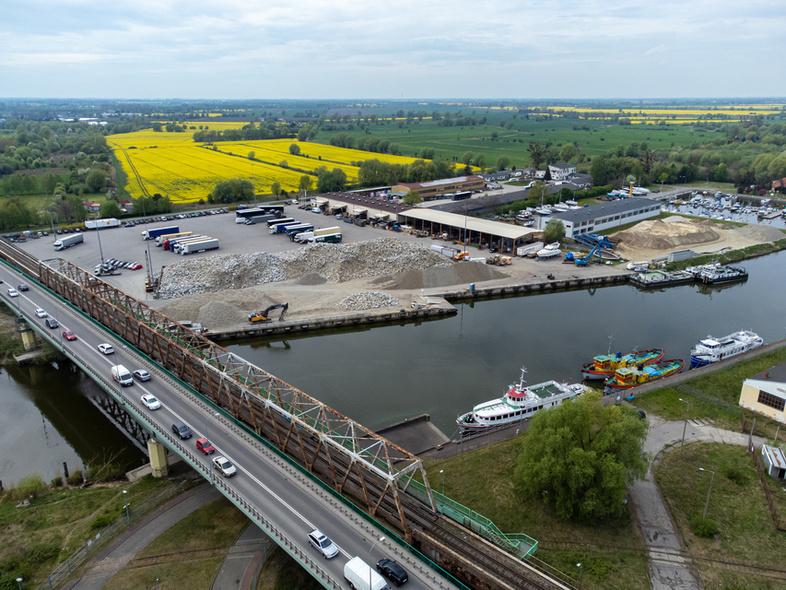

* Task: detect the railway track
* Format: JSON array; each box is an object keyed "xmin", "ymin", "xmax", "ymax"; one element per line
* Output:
[{"xmin": 0, "ymin": 240, "xmax": 572, "ymax": 590}]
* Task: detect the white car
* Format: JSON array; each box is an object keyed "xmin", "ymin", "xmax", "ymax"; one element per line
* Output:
[
  {"xmin": 140, "ymin": 394, "xmax": 161, "ymax": 410},
  {"xmin": 212, "ymin": 455, "xmax": 237, "ymax": 477},
  {"xmin": 97, "ymin": 343, "xmax": 115, "ymax": 355},
  {"xmin": 35, "ymin": 308, "xmax": 48, "ymax": 318},
  {"xmin": 7, "ymin": 288, "xmax": 19, "ymax": 298}
]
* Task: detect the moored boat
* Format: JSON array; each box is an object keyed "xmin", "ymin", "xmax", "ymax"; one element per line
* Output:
[
  {"xmin": 581, "ymin": 348, "xmax": 664, "ymax": 380},
  {"xmin": 629, "ymin": 269, "xmax": 694, "ymax": 288},
  {"xmin": 698, "ymin": 264, "xmax": 747, "ymax": 285},
  {"xmin": 457, "ymin": 368, "xmax": 590, "ymax": 431},
  {"xmin": 604, "ymin": 359, "xmax": 685, "ymax": 393},
  {"xmin": 690, "ymin": 330, "xmax": 763, "ymax": 368}
]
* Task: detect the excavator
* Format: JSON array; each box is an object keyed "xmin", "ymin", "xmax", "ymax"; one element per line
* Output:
[{"xmin": 248, "ymin": 303, "xmax": 289, "ymax": 324}]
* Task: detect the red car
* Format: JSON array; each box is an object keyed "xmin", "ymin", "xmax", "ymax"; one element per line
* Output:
[
  {"xmin": 129, "ymin": 262, "xmax": 143, "ymax": 270},
  {"xmin": 62, "ymin": 330, "xmax": 77, "ymax": 341},
  {"xmin": 196, "ymin": 437, "xmax": 215, "ymax": 455}
]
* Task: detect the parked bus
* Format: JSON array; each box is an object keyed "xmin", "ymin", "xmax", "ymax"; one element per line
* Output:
[{"xmin": 235, "ymin": 205, "xmax": 285, "ymax": 220}]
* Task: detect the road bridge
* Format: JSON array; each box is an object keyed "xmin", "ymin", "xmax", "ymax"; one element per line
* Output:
[{"xmin": 0, "ymin": 239, "xmax": 574, "ymax": 590}]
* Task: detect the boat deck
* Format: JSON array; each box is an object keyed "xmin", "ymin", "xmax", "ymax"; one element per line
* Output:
[{"xmin": 529, "ymin": 381, "xmax": 564, "ymax": 398}]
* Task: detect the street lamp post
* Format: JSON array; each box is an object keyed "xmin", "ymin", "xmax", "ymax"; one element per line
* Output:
[
  {"xmin": 94, "ymin": 214, "xmax": 105, "ymax": 265},
  {"xmin": 368, "ymin": 536, "xmax": 385, "ymax": 589},
  {"xmin": 576, "ymin": 563, "xmax": 583, "ymax": 590},
  {"xmin": 122, "ymin": 489, "xmax": 130, "ymax": 526},
  {"xmin": 16, "ymin": 577, "xmax": 22, "ymax": 590},
  {"xmin": 698, "ymin": 467, "xmax": 715, "ymax": 519},
  {"xmin": 439, "ymin": 469, "xmax": 445, "ymax": 496},
  {"xmin": 679, "ymin": 398, "xmax": 690, "ymax": 454}
]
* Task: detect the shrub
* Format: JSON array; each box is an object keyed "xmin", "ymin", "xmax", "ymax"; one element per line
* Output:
[
  {"xmin": 690, "ymin": 514, "xmax": 719, "ymax": 537},
  {"xmin": 89, "ymin": 512, "xmax": 116, "ymax": 530},
  {"xmin": 87, "ymin": 462, "xmax": 125, "ymax": 482},
  {"xmin": 11, "ymin": 474, "xmax": 46, "ymax": 501},
  {"xmin": 723, "ymin": 465, "xmax": 748, "ymax": 486},
  {"xmin": 66, "ymin": 470, "xmax": 84, "ymax": 486},
  {"xmin": 50, "ymin": 476, "xmax": 63, "ymax": 487}
]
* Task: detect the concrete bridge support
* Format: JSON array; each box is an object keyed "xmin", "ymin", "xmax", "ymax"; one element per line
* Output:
[{"xmin": 147, "ymin": 437, "xmax": 169, "ymax": 478}]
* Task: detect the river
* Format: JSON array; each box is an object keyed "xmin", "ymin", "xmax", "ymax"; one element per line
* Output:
[{"xmin": 3, "ymin": 250, "xmax": 785, "ymax": 485}]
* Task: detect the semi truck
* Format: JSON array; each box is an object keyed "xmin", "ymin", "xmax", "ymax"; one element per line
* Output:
[
  {"xmin": 310, "ymin": 230, "xmax": 342, "ymax": 244},
  {"xmin": 242, "ymin": 213, "xmax": 276, "ymax": 225},
  {"xmin": 266, "ymin": 217, "xmax": 294, "ymax": 227},
  {"xmin": 296, "ymin": 227, "xmax": 342, "ymax": 244},
  {"xmin": 169, "ymin": 235, "xmax": 209, "ymax": 253},
  {"xmin": 179, "ymin": 238, "xmax": 219, "ymax": 255},
  {"xmin": 162, "ymin": 234, "xmax": 205, "ymax": 251},
  {"xmin": 85, "ymin": 218, "xmax": 120, "ymax": 230},
  {"xmin": 285, "ymin": 223, "xmax": 314, "ymax": 239},
  {"xmin": 269, "ymin": 220, "xmax": 300, "ymax": 234},
  {"xmin": 141, "ymin": 225, "xmax": 179, "ymax": 240},
  {"xmin": 155, "ymin": 231, "xmax": 192, "ymax": 246},
  {"xmin": 53, "ymin": 233, "xmax": 84, "ymax": 251}
]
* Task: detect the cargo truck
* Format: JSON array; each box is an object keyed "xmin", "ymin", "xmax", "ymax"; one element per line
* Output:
[
  {"xmin": 285, "ymin": 223, "xmax": 314, "ymax": 239},
  {"xmin": 163, "ymin": 234, "xmax": 205, "ymax": 251},
  {"xmin": 141, "ymin": 225, "xmax": 179, "ymax": 240},
  {"xmin": 310, "ymin": 226, "xmax": 341, "ymax": 242},
  {"xmin": 309, "ymin": 230, "xmax": 342, "ymax": 244},
  {"xmin": 53, "ymin": 233, "xmax": 84, "ymax": 251},
  {"xmin": 269, "ymin": 220, "xmax": 301, "ymax": 234},
  {"xmin": 179, "ymin": 238, "xmax": 220, "ymax": 255},
  {"xmin": 243, "ymin": 213, "xmax": 276, "ymax": 225},
  {"xmin": 155, "ymin": 231, "xmax": 192, "ymax": 246},
  {"xmin": 266, "ymin": 217, "xmax": 294, "ymax": 227},
  {"xmin": 170, "ymin": 235, "xmax": 209, "ymax": 253},
  {"xmin": 85, "ymin": 218, "xmax": 120, "ymax": 230}
]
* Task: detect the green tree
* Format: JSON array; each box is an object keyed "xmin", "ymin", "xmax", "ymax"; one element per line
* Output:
[
  {"xmin": 420, "ymin": 148, "xmax": 436, "ymax": 160},
  {"xmin": 299, "ymin": 175, "xmax": 312, "ymax": 193},
  {"xmin": 543, "ymin": 218, "xmax": 566, "ymax": 243},
  {"xmin": 208, "ymin": 178, "xmax": 254, "ymax": 204},
  {"xmin": 403, "ymin": 190, "xmax": 422, "ymax": 206},
  {"xmin": 100, "ymin": 200, "xmax": 122, "ymax": 218},
  {"xmin": 513, "ymin": 392, "xmax": 648, "ymax": 523},
  {"xmin": 527, "ymin": 142, "xmax": 550, "ymax": 168},
  {"xmin": 496, "ymin": 156, "xmax": 511, "ymax": 171},
  {"xmin": 85, "ymin": 168, "xmax": 108, "ymax": 193},
  {"xmin": 289, "ymin": 143, "xmax": 301, "ymax": 156},
  {"xmin": 462, "ymin": 151, "xmax": 474, "ymax": 166},
  {"xmin": 270, "ymin": 181, "xmax": 281, "ymax": 196},
  {"xmin": 248, "ymin": 151, "xmax": 256, "ymax": 160}
]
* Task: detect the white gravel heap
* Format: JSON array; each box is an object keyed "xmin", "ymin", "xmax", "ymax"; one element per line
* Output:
[
  {"xmin": 338, "ymin": 292, "xmax": 400, "ymax": 311},
  {"xmin": 158, "ymin": 237, "xmax": 449, "ymax": 300}
]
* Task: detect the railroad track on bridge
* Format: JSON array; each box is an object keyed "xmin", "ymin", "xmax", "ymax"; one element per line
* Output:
[{"xmin": 0, "ymin": 239, "xmax": 573, "ymax": 590}]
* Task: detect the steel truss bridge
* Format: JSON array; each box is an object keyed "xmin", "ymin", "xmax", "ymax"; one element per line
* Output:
[{"xmin": 0, "ymin": 239, "xmax": 574, "ymax": 590}]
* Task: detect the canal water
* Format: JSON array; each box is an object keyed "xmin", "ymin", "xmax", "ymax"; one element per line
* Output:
[{"xmin": 3, "ymin": 250, "xmax": 785, "ymax": 485}]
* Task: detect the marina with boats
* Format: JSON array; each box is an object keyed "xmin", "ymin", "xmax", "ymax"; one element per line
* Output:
[
  {"xmin": 690, "ymin": 330, "xmax": 764, "ymax": 368},
  {"xmin": 603, "ymin": 358, "xmax": 686, "ymax": 394},
  {"xmin": 581, "ymin": 348, "xmax": 664, "ymax": 380}
]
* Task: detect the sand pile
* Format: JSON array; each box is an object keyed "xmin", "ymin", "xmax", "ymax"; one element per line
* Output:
[
  {"xmin": 377, "ymin": 261, "xmax": 507, "ymax": 290},
  {"xmin": 615, "ymin": 219, "xmax": 722, "ymax": 250}
]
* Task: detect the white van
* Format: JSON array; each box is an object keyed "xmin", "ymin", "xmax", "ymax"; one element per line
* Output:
[
  {"xmin": 111, "ymin": 364, "xmax": 134, "ymax": 387},
  {"xmin": 343, "ymin": 557, "xmax": 389, "ymax": 590}
]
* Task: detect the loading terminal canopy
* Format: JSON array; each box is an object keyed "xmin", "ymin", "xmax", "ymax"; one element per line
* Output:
[
  {"xmin": 314, "ymin": 197, "xmax": 329, "ymax": 206},
  {"xmin": 352, "ymin": 207, "xmax": 368, "ymax": 217},
  {"xmin": 399, "ymin": 209, "xmax": 540, "ymax": 243}
]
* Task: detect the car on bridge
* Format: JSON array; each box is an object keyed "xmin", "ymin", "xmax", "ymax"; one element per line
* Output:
[
  {"xmin": 62, "ymin": 330, "xmax": 77, "ymax": 341},
  {"xmin": 7, "ymin": 288, "xmax": 18, "ymax": 297},
  {"xmin": 212, "ymin": 455, "xmax": 237, "ymax": 477},
  {"xmin": 196, "ymin": 438, "xmax": 215, "ymax": 455},
  {"xmin": 45, "ymin": 317, "xmax": 58, "ymax": 329},
  {"xmin": 172, "ymin": 421, "xmax": 192, "ymax": 439},
  {"xmin": 133, "ymin": 369, "xmax": 151, "ymax": 382},
  {"xmin": 17, "ymin": 283, "xmax": 29, "ymax": 292},
  {"xmin": 141, "ymin": 394, "xmax": 161, "ymax": 410},
  {"xmin": 35, "ymin": 308, "xmax": 47, "ymax": 318},
  {"xmin": 308, "ymin": 529, "xmax": 339, "ymax": 559},
  {"xmin": 377, "ymin": 558, "xmax": 409, "ymax": 586},
  {"xmin": 97, "ymin": 343, "xmax": 114, "ymax": 355}
]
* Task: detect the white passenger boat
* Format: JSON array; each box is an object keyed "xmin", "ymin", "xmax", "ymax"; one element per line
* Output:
[
  {"xmin": 536, "ymin": 242, "xmax": 561, "ymax": 258},
  {"xmin": 690, "ymin": 330, "xmax": 763, "ymax": 369},
  {"xmin": 457, "ymin": 368, "xmax": 589, "ymax": 431}
]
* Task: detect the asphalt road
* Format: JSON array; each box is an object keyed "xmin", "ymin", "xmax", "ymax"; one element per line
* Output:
[{"xmin": 0, "ymin": 261, "xmax": 458, "ymax": 590}]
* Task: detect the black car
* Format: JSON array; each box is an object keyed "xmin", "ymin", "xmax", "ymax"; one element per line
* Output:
[
  {"xmin": 377, "ymin": 558, "xmax": 408, "ymax": 586},
  {"xmin": 45, "ymin": 317, "xmax": 58, "ymax": 329},
  {"xmin": 17, "ymin": 283, "xmax": 29, "ymax": 291},
  {"xmin": 172, "ymin": 421, "xmax": 192, "ymax": 439}
]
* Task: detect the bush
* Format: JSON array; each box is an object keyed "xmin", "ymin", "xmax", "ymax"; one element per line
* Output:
[
  {"xmin": 690, "ymin": 514, "xmax": 719, "ymax": 537},
  {"xmin": 66, "ymin": 470, "xmax": 84, "ymax": 486},
  {"xmin": 723, "ymin": 465, "xmax": 748, "ymax": 486},
  {"xmin": 89, "ymin": 512, "xmax": 116, "ymax": 530},
  {"xmin": 11, "ymin": 474, "xmax": 46, "ymax": 501},
  {"xmin": 50, "ymin": 476, "xmax": 63, "ymax": 487},
  {"xmin": 87, "ymin": 462, "xmax": 125, "ymax": 482}
]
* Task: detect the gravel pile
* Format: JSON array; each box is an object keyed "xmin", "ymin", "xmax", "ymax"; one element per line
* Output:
[
  {"xmin": 158, "ymin": 237, "xmax": 449, "ymax": 299},
  {"xmin": 338, "ymin": 292, "xmax": 400, "ymax": 311}
]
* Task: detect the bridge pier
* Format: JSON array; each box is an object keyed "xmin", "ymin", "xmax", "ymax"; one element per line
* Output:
[
  {"xmin": 18, "ymin": 319, "xmax": 38, "ymax": 351},
  {"xmin": 147, "ymin": 438, "xmax": 169, "ymax": 478}
]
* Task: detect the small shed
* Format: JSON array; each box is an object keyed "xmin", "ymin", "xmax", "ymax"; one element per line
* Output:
[{"xmin": 761, "ymin": 444, "xmax": 786, "ymax": 480}]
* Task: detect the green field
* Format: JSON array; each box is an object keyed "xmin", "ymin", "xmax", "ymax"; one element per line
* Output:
[{"xmin": 316, "ymin": 114, "xmax": 722, "ymax": 170}]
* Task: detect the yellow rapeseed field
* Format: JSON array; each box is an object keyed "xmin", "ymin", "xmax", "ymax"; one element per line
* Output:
[{"xmin": 108, "ymin": 131, "xmax": 421, "ymax": 203}]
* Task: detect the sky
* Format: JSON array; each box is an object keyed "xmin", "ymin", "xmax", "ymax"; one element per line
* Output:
[{"xmin": 2, "ymin": 0, "xmax": 785, "ymax": 100}]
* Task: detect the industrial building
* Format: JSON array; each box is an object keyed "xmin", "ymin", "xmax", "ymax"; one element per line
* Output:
[
  {"xmin": 739, "ymin": 363, "xmax": 786, "ymax": 424},
  {"xmin": 392, "ymin": 175, "xmax": 486, "ymax": 201},
  {"xmin": 550, "ymin": 198, "xmax": 661, "ymax": 236}
]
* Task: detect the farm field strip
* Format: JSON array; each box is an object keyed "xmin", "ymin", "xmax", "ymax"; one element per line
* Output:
[
  {"xmin": 216, "ymin": 144, "xmax": 360, "ymax": 181},
  {"xmin": 248, "ymin": 139, "xmax": 420, "ymax": 166}
]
